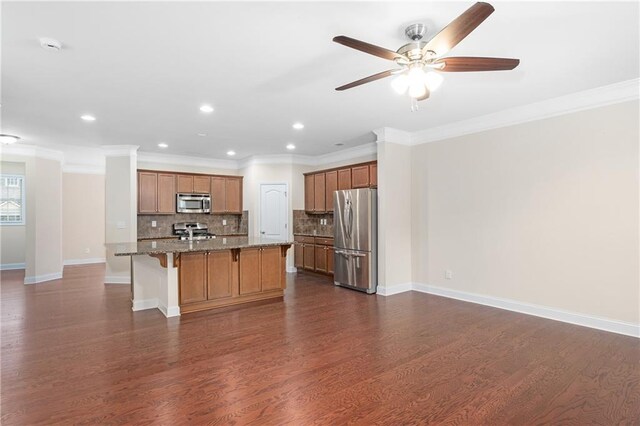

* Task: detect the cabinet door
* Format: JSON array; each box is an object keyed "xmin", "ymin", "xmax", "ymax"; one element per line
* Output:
[
  {"xmin": 314, "ymin": 245, "xmax": 327, "ymax": 273},
  {"xmin": 294, "ymin": 243, "xmax": 304, "ymax": 268},
  {"xmin": 261, "ymin": 247, "xmax": 281, "ymax": 291},
  {"xmin": 177, "ymin": 175, "xmax": 194, "ymax": 193},
  {"xmin": 157, "ymin": 173, "xmax": 176, "ymax": 214},
  {"xmin": 325, "ymin": 171, "xmax": 337, "ymax": 213},
  {"xmin": 351, "ymin": 165, "xmax": 370, "ymax": 188},
  {"xmin": 327, "ymin": 247, "xmax": 335, "ymax": 274},
  {"xmin": 179, "ymin": 253, "xmax": 207, "ymax": 304},
  {"xmin": 239, "ymin": 248, "xmax": 261, "ymax": 294},
  {"xmin": 369, "ymin": 163, "xmax": 377, "ymax": 187},
  {"xmin": 314, "ymin": 173, "xmax": 326, "ymax": 212},
  {"xmin": 207, "ymin": 250, "xmax": 233, "ymax": 300},
  {"xmin": 225, "ymin": 177, "xmax": 242, "ymax": 213},
  {"xmin": 193, "ymin": 175, "xmax": 210, "ymax": 194},
  {"xmin": 210, "ymin": 177, "xmax": 226, "ymax": 213},
  {"xmin": 138, "ymin": 172, "xmax": 158, "ymax": 213},
  {"xmin": 303, "ymin": 244, "xmax": 315, "ymax": 270},
  {"xmin": 304, "ymin": 174, "xmax": 315, "ymax": 212},
  {"xmin": 338, "ymin": 168, "xmax": 352, "ymax": 190}
]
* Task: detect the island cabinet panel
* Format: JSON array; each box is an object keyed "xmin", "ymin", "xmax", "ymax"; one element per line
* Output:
[
  {"xmin": 179, "ymin": 253, "xmax": 207, "ymax": 304},
  {"xmin": 239, "ymin": 248, "xmax": 262, "ymax": 295},
  {"xmin": 138, "ymin": 172, "xmax": 158, "ymax": 214},
  {"xmin": 304, "ymin": 174, "xmax": 315, "ymax": 212},
  {"xmin": 351, "ymin": 165, "xmax": 370, "ymax": 188},
  {"xmin": 261, "ymin": 247, "xmax": 281, "ymax": 291},
  {"xmin": 177, "ymin": 175, "xmax": 194, "ymax": 193},
  {"xmin": 327, "ymin": 247, "xmax": 335, "ymax": 274},
  {"xmin": 225, "ymin": 177, "xmax": 243, "ymax": 214},
  {"xmin": 369, "ymin": 163, "xmax": 377, "ymax": 187},
  {"xmin": 337, "ymin": 168, "xmax": 352, "ymax": 190},
  {"xmin": 325, "ymin": 171, "xmax": 337, "ymax": 213},
  {"xmin": 314, "ymin": 174, "xmax": 326, "ymax": 212},
  {"xmin": 157, "ymin": 173, "xmax": 176, "ymax": 214},
  {"xmin": 207, "ymin": 251, "xmax": 233, "ymax": 300},
  {"xmin": 210, "ymin": 177, "xmax": 226, "ymax": 213},
  {"xmin": 193, "ymin": 175, "xmax": 210, "ymax": 194}
]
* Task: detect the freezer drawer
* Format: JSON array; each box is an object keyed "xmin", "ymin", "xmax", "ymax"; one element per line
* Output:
[{"xmin": 334, "ymin": 249, "xmax": 376, "ymax": 294}]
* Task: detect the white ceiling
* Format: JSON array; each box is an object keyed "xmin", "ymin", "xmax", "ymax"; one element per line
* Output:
[{"xmin": 2, "ymin": 1, "xmax": 638, "ymax": 159}]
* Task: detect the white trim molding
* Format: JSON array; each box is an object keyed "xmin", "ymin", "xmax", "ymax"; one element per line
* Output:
[
  {"xmin": 412, "ymin": 78, "xmax": 640, "ymax": 145},
  {"xmin": 373, "ymin": 127, "xmax": 413, "ymax": 145},
  {"xmin": 101, "ymin": 145, "xmax": 139, "ymax": 157},
  {"xmin": 24, "ymin": 271, "xmax": 63, "ymax": 284},
  {"xmin": 158, "ymin": 302, "xmax": 181, "ymax": 318},
  {"xmin": 63, "ymin": 258, "xmax": 106, "ymax": 266},
  {"xmin": 376, "ymin": 282, "xmax": 413, "ymax": 296},
  {"xmin": 132, "ymin": 298, "xmax": 158, "ymax": 311},
  {"xmin": 286, "ymin": 266, "xmax": 298, "ymax": 273},
  {"xmin": 104, "ymin": 275, "xmax": 131, "ymax": 284},
  {"xmin": 0, "ymin": 262, "xmax": 25, "ymax": 270},
  {"xmin": 412, "ymin": 283, "xmax": 640, "ymax": 338}
]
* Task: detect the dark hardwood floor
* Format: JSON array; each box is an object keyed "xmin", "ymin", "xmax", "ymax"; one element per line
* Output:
[{"xmin": 1, "ymin": 265, "xmax": 638, "ymax": 425}]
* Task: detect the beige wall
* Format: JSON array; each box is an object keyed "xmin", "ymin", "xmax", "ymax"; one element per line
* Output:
[
  {"xmin": 411, "ymin": 100, "xmax": 639, "ymax": 324},
  {"xmin": 63, "ymin": 173, "xmax": 106, "ymax": 263},
  {"xmin": 0, "ymin": 161, "xmax": 26, "ymax": 267}
]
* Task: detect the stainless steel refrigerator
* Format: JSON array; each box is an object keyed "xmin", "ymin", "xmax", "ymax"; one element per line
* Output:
[{"xmin": 333, "ymin": 188, "xmax": 377, "ymax": 294}]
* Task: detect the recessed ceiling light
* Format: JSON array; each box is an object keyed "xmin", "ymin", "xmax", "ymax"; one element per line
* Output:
[
  {"xmin": 158, "ymin": 143, "xmax": 168, "ymax": 148},
  {"xmin": 197, "ymin": 133, "xmax": 207, "ymax": 137},
  {"xmin": 39, "ymin": 37, "xmax": 62, "ymax": 51},
  {"xmin": 80, "ymin": 114, "xmax": 96, "ymax": 122},
  {"xmin": 334, "ymin": 142, "xmax": 344, "ymax": 146},
  {"xmin": 292, "ymin": 122, "xmax": 304, "ymax": 130},
  {"xmin": 0, "ymin": 134, "xmax": 21, "ymax": 145},
  {"xmin": 200, "ymin": 104, "xmax": 214, "ymax": 113},
  {"xmin": 286, "ymin": 144, "xmax": 296, "ymax": 150},
  {"xmin": 226, "ymin": 150, "xmax": 236, "ymax": 156}
]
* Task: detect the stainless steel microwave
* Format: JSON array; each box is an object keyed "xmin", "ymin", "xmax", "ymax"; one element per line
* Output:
[{"xmin": 176, "ymin": 193, "xmax": 211, "ymax": 214}]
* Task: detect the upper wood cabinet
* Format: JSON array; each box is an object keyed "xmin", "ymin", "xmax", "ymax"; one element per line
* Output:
[
  {"xmin": 138, "ymin": 171, "xmax": 175, "ymax": 214},
  {"xmin": 210, "ymin": 176, "xmax": 243, "ymax": 214},
  {"xmin": 303, "ymin": 161, "xmax": 376, "ymax": 213},
  {"xmin": 177, "ymin": 174, "xmax": 210, "ymax": 194}
]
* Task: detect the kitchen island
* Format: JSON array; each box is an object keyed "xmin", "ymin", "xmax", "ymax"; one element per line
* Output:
[{"xmin": 109, "ymin": 236, "xmax": 292, "ymax": 317}]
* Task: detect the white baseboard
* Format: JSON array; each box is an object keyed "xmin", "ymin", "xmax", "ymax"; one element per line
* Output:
[
  {"xmin": 158, "ymin": 303, "xmax": 180, "ymax": 318},
  {"xmin": 104, "ymin": 275, "xmax": 130, "ymax": 284},
  {"xmin": 24, "ymin": 271, "xmax": 63, "ymax": 284},
  {"xmin": 376, "ymin": 282, "xmax": 413, "ymax": 296},
  {"xmin": 0, "ymin": 263, "xmax": 25, "ymax": 270},
  {"xmin": 63, "ymin": 257, "xmax": 106, "ymax": 266},
  {"xmin": 286, "ymin": 266, "xmax": 298, "ymax": 273},
  {"xmin": 412, "ymin": 283, "xmax": 640, "ymax": 339},
  {"xmin": 132, "ymin": 298, "xmax": 158, "ymax": 311}
]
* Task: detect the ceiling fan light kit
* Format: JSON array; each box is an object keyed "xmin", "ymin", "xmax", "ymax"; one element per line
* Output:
[{"xmin": 333, "ymin": 1, "xmax": 520, "ymax": 110}]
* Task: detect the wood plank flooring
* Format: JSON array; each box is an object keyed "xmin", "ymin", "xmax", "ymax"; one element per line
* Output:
[{"xmin": 1, "ymin": 265, "xmax": 639, "ymax": 424}]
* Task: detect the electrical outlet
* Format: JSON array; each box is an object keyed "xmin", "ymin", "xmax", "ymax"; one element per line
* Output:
[
  {"xmin": 445, "ymin": 270, "xmax": 453, "ymax": 280},
  {"xmin": 222, "ymin": 219, "xmax": 227, "ymax": 226},
  {"xmin": 151, "ymin": 220, "xmax": 157, "ymax": 227},
  {"xmin": 222, "ymin": 238, "xmax": 227, "ymax": 244}
]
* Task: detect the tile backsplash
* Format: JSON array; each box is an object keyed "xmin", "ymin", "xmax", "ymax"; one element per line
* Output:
[
  {"xmin": 138, "ymin": 211, "xmax": 248, "ymax": 239},
  {"xmin": 293, "ymin": 210, "xmax": 333, "ymax": 236}
]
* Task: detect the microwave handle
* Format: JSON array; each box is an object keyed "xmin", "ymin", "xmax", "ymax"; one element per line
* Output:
[{"xmin": 203, "ymin": 198, "xmax": 211, "ymax": 210}]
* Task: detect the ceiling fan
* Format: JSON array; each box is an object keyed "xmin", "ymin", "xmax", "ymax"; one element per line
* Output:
[{"xmin": 332, "ymin": 2, "xmax": 519, "ymax": 109}]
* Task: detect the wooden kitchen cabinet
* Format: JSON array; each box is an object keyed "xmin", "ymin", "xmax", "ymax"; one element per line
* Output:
[
  {"xmin": 303, "ymin": 244, "xmax": 315, "ymax": 270},
  {"xmin": 294, "ymin": 236, "xmax": 334, "ymax": 276},
  {"xmin": 314, "ymin": 173, "xmax": 326, "ymax": 212},
  {"xmin": 239, "ymin": 248, "xmax": 262, "ymax": 295},
  {"xmin": 351, "ymin": 165, "xmax": 370, "ymax": 188},
  {"xmin": 177, "ymin": 175, "xmax": 193, "ymax": 193},
  {"xmin": 138, "ymin": 171, "xmax": 175, "ymax": 214},
  {"xmin": 325, "ymin": 171, "xmax": 337, "ymax": 213},
  {"xmin": 239, "ymin": 247, "xmax": 282, "ymax": 295},
  {"xmin": 207, "ymin": 250, "xmax": 233, "ymax": 300},
  {"xmin": 369, "ymin": 163, "xmax": 377, "ymax": 187},
  {"xmin": 179, "ymin": 252, "xmax": 208, "ymax": 304},
  {"xmin": 294, "ymin": 243, "xmax": 304, "ymax": 269},
  {"xmin": 314, "ymin": 245, "xmax": 328, "ymax": 273},
  {"xmin": 304, "ymin": 174, "xmax": 315, "ymax": 212},
  {"xmin": 210, "ymin": 176, "xmax": 243, "ymax": 214},
  {"xmin": 337, "ymin": 168, "xmax": 352, "ymax": 190},
  {"xmin": 193, "ymin": 175, "xmax": 210, "ymax": 194},
  {"xmin": 261, "ymin": 247, "xmax": 281, "ymax": 291}
]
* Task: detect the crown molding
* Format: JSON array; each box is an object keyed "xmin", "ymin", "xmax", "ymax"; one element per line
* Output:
[
  {"xmin": 137, "ymin": 151, "xmax": 238, "ymax": 171},
  {"xmin": 312, "ymin": 142, "xmax": 377, "ymax": 166},
  {"xmin": 101, "ymin": 145, "xmax": 139, "ymax": 157},
  {"xmin": 0, "ymin": 144, "xmax": 64, "ymax": 162},
  {"xmin": 374, "ymin": 128, "xmax": 412, "ymax": 145},
  {"xmin": 412, "ymin": 78, "xmax": 640, "ymax": 145}
]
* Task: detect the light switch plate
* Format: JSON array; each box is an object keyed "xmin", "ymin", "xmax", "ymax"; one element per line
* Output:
[
  {"xmin": 222, "ymin": 219, "xmax": 227, "ymax": 226},
  {"xmin": 151, "ymin": 221, "xmax": 157, "ymax": 227}
]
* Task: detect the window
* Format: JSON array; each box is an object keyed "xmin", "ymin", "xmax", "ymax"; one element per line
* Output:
[{"xmin": 0, "ymin": 175, "xmax": 25, "ymax": 225}]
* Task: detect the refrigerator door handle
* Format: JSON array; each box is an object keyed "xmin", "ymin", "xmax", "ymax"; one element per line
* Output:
[{"xmin": 343, "ymin": 200, "xmax": 353, "ymax": 240}]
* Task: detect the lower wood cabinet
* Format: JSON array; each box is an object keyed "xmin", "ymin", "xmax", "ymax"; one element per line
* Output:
[
  {"xmin": 303, "ymin": 244, "xmax": 315, "ymax": 270},
  {"xmin": 294, "ymin": 236, "xmax": 334, "ymax": 276},
  {"xmin": 207, "ymin": 250, "xmax": 233, "ymax": 299},
  {"xmin": 239, "ymin": 248, "xmax": 261, "ymax": 295},
  {"xmin": 179, "ymin": 252, "xmax": 208, "ymax": 304},
  {"xmin": 294, "ymin": 243, "xmax": 304, "ymax": 269}
]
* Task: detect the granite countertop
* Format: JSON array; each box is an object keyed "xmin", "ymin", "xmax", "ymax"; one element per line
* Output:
[
  {"xmin": 137, "ymin": 233, "xmax": 248, "ymax": 241},
  {"xmin": 108, "ymin": 236, "xmax": 292, "ymax": 256},
  {"xmin": 294, "ymin": 233, "xmax": 334, "ymax": 238}
]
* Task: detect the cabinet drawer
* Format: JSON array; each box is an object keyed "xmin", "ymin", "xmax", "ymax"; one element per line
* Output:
[
  {"xmin": 295, "ymin": 236, "xmax": 315, "ymax": 244},
  {"xmin": 315, "ymin": 237, "xmax": 334, "ymax": 246}
]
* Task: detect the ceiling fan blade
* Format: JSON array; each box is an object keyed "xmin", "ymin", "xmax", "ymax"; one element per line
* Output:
[
  {"xmin": 434, "ymin": 57, "xmax": 520, "ymax": 71},
  {"xmin": 333, "ymin": 36, "xmax": 406, "ymax": 61},
  {"xmin": 422, "ymin": 2, "xmax": 495, "ymax": 57},
  {"xmin": 335, "ymin": 69, "xmax": 396, "ymax": 91},
  {"xmin": 416, "ymin": 87, "xmax": 430, "ymax": 101}
]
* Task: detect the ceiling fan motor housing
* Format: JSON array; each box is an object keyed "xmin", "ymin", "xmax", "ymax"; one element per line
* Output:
[{"xmin": 405, "ymin": 23, "xmax": 427, "ymax": 41}]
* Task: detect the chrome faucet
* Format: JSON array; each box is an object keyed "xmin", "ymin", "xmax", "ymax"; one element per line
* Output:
[{"xmin": 187, "ymin": 227, "xmax": 194, "ymax": 241}]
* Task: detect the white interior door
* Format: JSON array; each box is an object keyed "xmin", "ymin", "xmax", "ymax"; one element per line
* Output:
[{"xmin": 260, "ymin": 184, "xmax": 288, "ymax": 239}]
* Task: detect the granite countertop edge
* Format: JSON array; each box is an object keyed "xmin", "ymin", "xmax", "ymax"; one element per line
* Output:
[
  {"xmin": 293, "ymin": 233, "xmax": 334, "ymax": 238},
  {"xmin": 110, "ymin": 238, "xmax": 293, "ymax": 257},
  {"xmin": 137, "ymin": 233, "xmax": 249, "ymax": 241}
]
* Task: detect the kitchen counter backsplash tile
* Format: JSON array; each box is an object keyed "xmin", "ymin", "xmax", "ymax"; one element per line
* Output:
[
  {"xmin": 293, "ymin": 210, "xmax": 333, "ymax": 236},
  {"xmin": 138, "ymin": 211, "xmax": 248, "ymax": 239}
]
